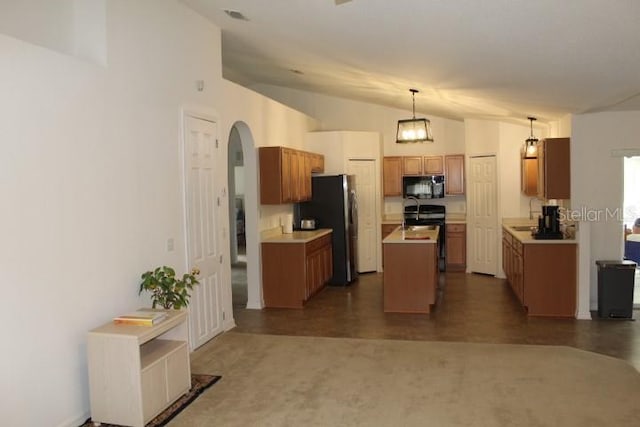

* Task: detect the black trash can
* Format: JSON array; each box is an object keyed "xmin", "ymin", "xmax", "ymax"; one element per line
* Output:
[{"xmin": 596, "ymin": 260, "xmax": 636, "ymax": 319}]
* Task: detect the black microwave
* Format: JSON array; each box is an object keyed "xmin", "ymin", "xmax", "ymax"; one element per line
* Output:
[{"xmin": 402, "ymin": 175, "xmax": 445, "ymax": 199}]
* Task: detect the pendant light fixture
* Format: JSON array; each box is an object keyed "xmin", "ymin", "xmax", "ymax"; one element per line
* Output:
[
  {"xmin": 396, "ymin": 89, "xmax": 433, "ymax": 143},
  {"xmin": 523, "ymin": 116, "xmax": 539, "ymax": 158}
]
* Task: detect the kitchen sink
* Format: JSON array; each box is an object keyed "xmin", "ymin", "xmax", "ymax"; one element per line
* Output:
[
  {"xmin": 510, "ymin": 225, "xmax": 535, "ymax": 232},
  {"xmin": 403, "ymin": 225, "xmax": 437, "ymax": 231}
]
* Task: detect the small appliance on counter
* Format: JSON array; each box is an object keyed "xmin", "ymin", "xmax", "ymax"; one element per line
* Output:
[
  {"xmin": 299, "ymin": 218, "xmax": 317, "ymax": 230},
  {"xmin": 534, "ymin": 205, "xmax": 563, "ymax": 239}
]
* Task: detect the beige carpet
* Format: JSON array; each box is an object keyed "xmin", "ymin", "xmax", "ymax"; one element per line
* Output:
[{"xmin": 177, "ymin": 332, "xmax": 640, "ymax": 426}]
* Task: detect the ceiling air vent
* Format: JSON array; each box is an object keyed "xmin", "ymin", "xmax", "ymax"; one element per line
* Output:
[{"xmin": 224, "ymin": 10, "xmax": 249, "ymax": 21}]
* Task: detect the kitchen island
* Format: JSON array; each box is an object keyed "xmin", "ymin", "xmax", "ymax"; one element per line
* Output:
[{"xmin": 382, "ymin": 225, "xmax": 439, "ymax": 313}]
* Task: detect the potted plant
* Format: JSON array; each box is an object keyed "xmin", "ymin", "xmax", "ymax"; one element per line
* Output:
[{"xmin": 139, "ymin": 266, "xmax": 200, "ymax": 309}]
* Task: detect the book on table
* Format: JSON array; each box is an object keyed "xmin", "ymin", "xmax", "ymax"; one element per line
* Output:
[{"xmin": 113, "ymin": 309, "xmax": 168, "ymax": 326}]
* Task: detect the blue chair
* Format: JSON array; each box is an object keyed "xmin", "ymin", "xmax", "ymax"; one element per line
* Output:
[{"xmin": 624, "ymin": 238, "xmax": 640, "ymax": 265}]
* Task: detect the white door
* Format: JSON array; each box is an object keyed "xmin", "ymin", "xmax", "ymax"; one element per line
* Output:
[
  {"xmin": 468, "ymin": 155, "xmax": 498, "ymax": 275},
  {"xmin": 347, "ymin": 159, "xmax": 377, "ymax": 272},
  {"xmin": 184, "ymin": 115, "xmax": 223, "ymax": 349}
]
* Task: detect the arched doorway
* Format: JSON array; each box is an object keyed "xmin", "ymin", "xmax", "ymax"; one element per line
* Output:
[{"xmin": 227, "ymin": 122, "xmax": 262, "ymax": 309}]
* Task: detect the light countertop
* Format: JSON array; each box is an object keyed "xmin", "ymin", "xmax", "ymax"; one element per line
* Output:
[
  {"xmin": 383, "ymin": 225, "xmax": 439, "ymax": 244},
  {"xmin": 261, "ymin": 228, "xmax": 332, "ymax": 243},
  {"xmin": 502, "ymin": 218, "xmax": 577, "ymax": 245}
]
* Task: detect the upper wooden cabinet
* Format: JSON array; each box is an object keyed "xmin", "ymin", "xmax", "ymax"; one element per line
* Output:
[
  {"xmin": 444, "ymin": 154, "xmax": 465, "ymax": 195},
  {"xmin": 383, "ymin": 156, "xmax": 403, "ymax": 197},
  {"xmin": 521, "ymin": 157, "xmax": 538, "ymax": 196},
  {"xmin": 383, "ymin": 154, "xmax": 464, "ymax": 197},
  {"xmin": 401, "ymin": 155, "xmax": 443, "ymax": 176},
  {"xmin": 309, "ymin": 152, "xmax": 324, "ymax": 173},
  {"xmin": 537, "ymin": 138, "xmax": 570, "ymax": 200},
  {"xmin": 423, "ymin": 156, "xmax": 444, "ymax": 175},
  {"xmin": 402, "ymin": 156, "xmax": 423, "ymax": 175},
  {"xmin": 259, "ymin": 146, "xmax": 322, "ymax": 204}
]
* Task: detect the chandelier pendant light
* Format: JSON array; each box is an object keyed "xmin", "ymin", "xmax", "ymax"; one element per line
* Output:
[
  {"xmin": 396, "ymin": 89, "xmax": 433, "ymax": 143},
  {"xmin": 523, "ymin": 116, "xmax": 539, "ymax": 158}
]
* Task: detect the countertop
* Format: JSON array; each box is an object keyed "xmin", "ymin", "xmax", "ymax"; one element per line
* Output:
[
  {"xmin": 502, "ymin": 219, "xmax": 577, "ymax": 245},
  {"xmin": 382, "ymin": 225, "xmax": 439, "ymax": 244},
  {"xmin": 261, "ymin": 228, "xmax": 332, "ymax": 243}
]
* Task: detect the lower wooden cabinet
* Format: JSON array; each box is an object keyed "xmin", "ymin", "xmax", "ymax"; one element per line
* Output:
[
  {"xmin": 262, "ymin": 232, "xmax": 333, "ymax": 308},
  {"xmin": 381, "ymin": 223, "xmax": 401, "ymax": 268},
  {"xmin": 503, "ymin": 229, "xmax": 576, "ymax": 317},
  {"xmin": 445, "ymin": 223, "xmax": 466, "ymax": 271}
]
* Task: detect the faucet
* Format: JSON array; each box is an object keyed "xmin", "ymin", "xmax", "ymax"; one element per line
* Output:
[
  {"xmin": 529, "ymin": 197, "xmax": 541, "ymax": 220},
  {"xmin": 405, "ymin": 196, "xmax": 420, "ymax": 220}
]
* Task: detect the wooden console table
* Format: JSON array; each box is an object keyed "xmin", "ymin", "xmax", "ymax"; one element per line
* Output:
[{"xmin": 87, "ymin": 310, "xmax": 191, "ymax": 427}]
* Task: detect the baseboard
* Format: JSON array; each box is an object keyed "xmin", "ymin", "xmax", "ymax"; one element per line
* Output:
[
  {"xmin": 55, "ymin": 410, "xmax": 90, "ymax": 427},
  {"xmin": 223, "ymin": 318, "xmax": 236, "ymax": 331}
]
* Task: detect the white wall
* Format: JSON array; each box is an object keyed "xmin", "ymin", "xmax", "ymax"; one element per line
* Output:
[
  {"xmin": 572, "ymin": 111, "xmax": 640, "ymax": 312},
  {"xmin": 219, "ymin": 81, "xmax": 319, "ymax": 310},
  {"xmin": 464, "ymin": 119, "xmax": 550, "ymax": 277},
  {"xmin": 0, "ymin": 1, "xmax": 225, "ymax": 425},
  {"xmin": 0, "ymin": 0, "xmax": 107, "ymax": 64},
  {"xmin": 0, "ymin": 2, "xmax": 321, "ymax": 424}
]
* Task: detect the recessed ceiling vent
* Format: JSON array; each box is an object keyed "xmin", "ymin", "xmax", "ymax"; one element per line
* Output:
[{"xmin": 224, "ymin": 10, "xmax": 249, "ymax": 21}]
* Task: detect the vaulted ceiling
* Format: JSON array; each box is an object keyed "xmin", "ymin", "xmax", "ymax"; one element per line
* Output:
[{"xmin": 181, "ymin": 0, "xmax": 640, "ymax": 123}]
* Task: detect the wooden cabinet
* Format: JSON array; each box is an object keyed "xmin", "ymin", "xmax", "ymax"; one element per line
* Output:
[
  {"xmin": 87, "ymin": 310, "xmax": 190, "ymax": 427},
  {"xmin": 502, "ymin": 231, "xmax": 524, "ymax": 303},
  {"xmin": 309, "ymin": 152, "xmax": 324, "ymax": 173},
  {"xmin": 381, "ymin": 223, "xmax": 401, "ymax": 267},
  {"xmin": 382, "ymin": 154, "xmax": 462, "ymax": 197},
  {"xmin": 383, "ymin": 241, "xmax": 439, "ymax": 313},
  {"xmin": 423, "ymin": 156, "xmax": 444, "ymax": 174},
  {"xmin": 262, "ymin": 232, "xmax": 333, "ymax": 308},
  {"xmin": 402, "ymin": 156, "xmax": 423, "ymax": 175},
  {"xmin": 259, "ymin": 147, "xmax": 323, "ymax": 204},
  {"xmin": 521, "ymin": 157, "xmax": 539, "ymax": 196},
  {"xmin": 502, "ymin": 228, "xmax": 576, "ymax": 317},
  {"xmin": 383, "ymin": 156, "xmax": 403, "ymax": 196},
  {"xmin": 537, "ymin": 137, "xmax": 570, "ymax": 200},
  {"xmin": 446, "ymin": 223, "xmax": 466, "ymax": 271},
  {"xmin": 401, "ymin": 155, "xmax": 443, "ymax": 176},
  {"xmin": 444, "ymin": 154, "xmax": 465, "ymax": 195}
]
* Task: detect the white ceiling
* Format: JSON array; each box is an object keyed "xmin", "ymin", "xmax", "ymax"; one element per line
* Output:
[{"xmin": 181, "ymin": 0, "xmax": 640, "ymax": 123}]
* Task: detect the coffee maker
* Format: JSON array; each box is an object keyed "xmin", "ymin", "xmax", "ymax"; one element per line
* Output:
[{"xmin": 535, "ymin": 205, "xmax": 563, "ymax": 239}]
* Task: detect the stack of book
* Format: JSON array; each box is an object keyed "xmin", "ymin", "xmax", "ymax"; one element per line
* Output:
[{"xmin": 113, "ymin": 310, "xmax": 168, "ymax": 326}]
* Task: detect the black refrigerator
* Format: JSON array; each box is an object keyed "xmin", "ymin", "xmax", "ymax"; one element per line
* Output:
[{"xmin": 296, "ymin": 175, "xmax": 358, "ymax": 285}]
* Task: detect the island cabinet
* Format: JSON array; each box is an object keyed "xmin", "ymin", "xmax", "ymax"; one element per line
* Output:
[
  {"xmin": 87, "ymin": 310, "xmax": 190, "ymax": 427},
  {"xmin": 259, "ymin": 146, "xmax": 323, "ymax": 204},
  {"xmin": 262, "ymin": 231, "xmax": 333, "ymax": 308},
  {"xmin": 381, "ymin": 223, "xmax": 402, "ymax": 267},
  {"xmin": 383, "ymin": 156, "xmax": 403, "ymax": 196},
  {"xmin": 444, "ymin": 154, "xmax": 465, "ymax": 195},
  {"xmin": 503, "ymin": 228, "xmax": 576, "ymax": 317},
  {"xmin": 537, "ymin": 137, "xmax": 570, "ymax": 200},
  {"xmin": 383, "ymin": 241, "xmax": 439, "ymax": 313},
  {"xmin": 446, "ymin": 224, "xmax": 466, "ymax": 271}
]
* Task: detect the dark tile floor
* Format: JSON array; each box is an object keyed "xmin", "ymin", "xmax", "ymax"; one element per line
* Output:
[{"xmin": 232, "ymin": 271, "xmax": 640, "ymax": 370}]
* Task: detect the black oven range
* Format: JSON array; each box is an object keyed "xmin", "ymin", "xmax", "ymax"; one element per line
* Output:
[{"xmin": 403, "ymin": 204, "xmax": 446, "ymax": 271}]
